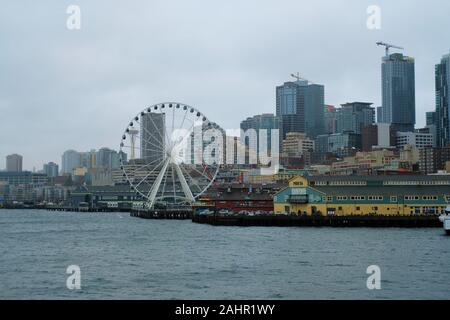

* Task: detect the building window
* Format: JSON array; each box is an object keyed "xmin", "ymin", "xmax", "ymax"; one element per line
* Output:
[
  {"xmin": 391, "ymin": 196, "xmax": 397, "ymax": 203},
  {"xmin": 327, "ymin": 196, "xmax": 333, "ymax": 202}
]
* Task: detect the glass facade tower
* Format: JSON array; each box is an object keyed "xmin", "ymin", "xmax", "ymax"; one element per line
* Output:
[
  {"xmin": 276, "ymin": 80, "xmax": 325, "ymax": 140},
  {"xmin": 436, "ymin": 52, "xmax": 450, "ymax": 147},
  {"xmin": 380, "ymin": 53, "xmax": 416, "ymax": 133}
]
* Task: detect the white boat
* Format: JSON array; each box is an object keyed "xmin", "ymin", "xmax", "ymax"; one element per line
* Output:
[{"xmin": 439, "ymin": 207, "xmax": 450, "ymax": 235}]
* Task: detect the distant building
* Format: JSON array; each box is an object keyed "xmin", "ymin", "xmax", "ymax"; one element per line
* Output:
[
  {"xmin": 80, "ymin": 150, "xmax": 97, "ymax": 169},
  {"xmin": 240, "ymin": 113, "xmax": 281, "ymax": 154},
  {"xmin": 276, "ymin": 80, "xmax": 325, "ymax": 140},
  {"xmin": 6, "ymin": 154, "xmax": 23, "ymax": 172},
  {"xmin": 324, "ymin": 105, "xmax": 337, "ymax": 134},
  {"xmin": 435, "ymin": 52, "xmax": 450, "ymax": 147},
  {"xmin": 426, "ymin": 111, "xmax": 437, "ymax": 126},
  {"xmin": 0, "ymin": 171, "xmax": 48, "ymax": 186},
  {"xmin": 336, "ymin": 102, "xmax": 375, "ymax": 135},
  {"xmin": 282, "ymin": 133, "xmax": 315, "ymax": 157},
  {"xmin": 380, "ymin": 53, "xmax": 416, "ymax": 133},
  {"xmin": 330, "ymin": 149, "xmax": 397, "ymax": 175},
  {"xmin": 61, "ymin": 150, "xmax": 81, "ymax": 174},
  {"xmin": 282, "ymin": 132, "xmax": 315, "ymax": 167},
  {"xmin": 419, "ymin": 147, "xmax": 450, "ymax": 174},
  {"xmin": 43, "ymin": 162, "xmax": 59, "ymax": 178},
  {"xmin": 377, "ymin": 106, "xmax": 384, "ymax": 123},
  {"xmin": 361, "ymin": 123, "xmax": 396, "ymax": 152},
  {"xmin": 141, "ymin": 113, "xmax": 165, "ymax": 164},
  {"xmin": 96, "ymin": 148, "xmax": 125, "ymax": 170},
  {"xmin": 315, "ymin": 132, "xmax": 361, "ymax": 159},
  {"xmin": 396, "ymin": 131, "xmax": 434, "ymax": 150}
]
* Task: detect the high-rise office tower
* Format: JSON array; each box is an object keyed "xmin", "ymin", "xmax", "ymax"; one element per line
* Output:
[
  {"xmin": 380, "ymin": 53, "xmax": 416, "ymax": 133},
  {"xmin": 276, "ymin": 80, "xmax": 325, "ymax": 140},
  {"xmin": 436, "ymin": 52, "xmax": 450, "ymax": 147},
  {"xmin": 6, "ymin": 154, "xmax": 23, "ymax": 172},
  {"xmin": 61, "ymin": 150, "xmax": 81, "ymax": 174},
  {"xmin": 336, "ymin": 102, "xmax": 375, "ymax": 134},
  {"xmin": 141, "ymin": 113, "xmax": 165, "ymax": 164}
]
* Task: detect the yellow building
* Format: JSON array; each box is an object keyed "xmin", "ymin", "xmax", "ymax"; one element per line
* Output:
[{"xmin": 274, "ymin": 175, "xmax": 450, "ymax": 216}]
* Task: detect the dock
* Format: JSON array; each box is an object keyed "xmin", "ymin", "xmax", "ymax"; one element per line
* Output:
[
  {"xmin": 192, "ymin": 214, "xmax": 442, "ymax": 228},
  {"xmin": 130, "ymin": 209, "xmax": 193, "ymax": 220}
]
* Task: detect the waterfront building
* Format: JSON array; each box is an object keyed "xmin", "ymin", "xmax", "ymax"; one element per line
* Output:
[
  {"xmin": 276, "ymin": 80, "xmax": 325, "ymax": 140},
  {"xmin": 43, "ymin": 162, "xmax": 59, "ymax": 178},
  {"xmin": 6, "ymin": 154, "xmax": 23, "ymax": 172},
  {"xmin": 194, "ymin": 183, "xmax": 285, "ymax": 214},
  {"xmin": 336, "ymin": 102, "xmax": 375, "ymax": 135},
  {"xmin": 0, "ymin": 171, "xmax": 48, "ymax": 186},
  {"xmin": 141, "ymin": 112, "xmax": 165, "ymax": 164},
  {"xmin": 379, "ymin": 53, "xmax": 416, "ymax": 133},
  {"xmin": 435, "ymin": 52, "xmax": 450, "ymax": 147},
  {"xmin": 396, "ymin": 131, "xmax": 434, "ymax": 150},
  {"xmin": 274, "ymin": 175, "xmax": 450, "ymax": 216},
  {"xmin": 68, "ymin": 185, "xmax": 142, "ymax": 208}
]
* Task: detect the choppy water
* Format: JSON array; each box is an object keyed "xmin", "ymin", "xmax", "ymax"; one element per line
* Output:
[{"xmin": 0, "ymin": 209, "xmax": 449, "ymax": 299}]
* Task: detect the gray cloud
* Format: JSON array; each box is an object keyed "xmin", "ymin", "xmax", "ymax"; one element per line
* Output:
[{"xmin": 0, "ymin": 0, "xmax": 449, "ymax": 170}]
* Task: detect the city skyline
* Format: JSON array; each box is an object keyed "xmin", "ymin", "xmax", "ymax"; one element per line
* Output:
[{"xmin": 1, "ymin": 1, "xmax": 450, "ymax": 170}]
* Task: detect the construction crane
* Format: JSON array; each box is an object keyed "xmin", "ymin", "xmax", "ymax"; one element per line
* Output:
[
  {"xmin": 290, "ymin": 72, "xmax": 314, "ymax": 84},
  {"xmin": 376, "ymin": 42, "xmax": 404, "ymax": 57}
]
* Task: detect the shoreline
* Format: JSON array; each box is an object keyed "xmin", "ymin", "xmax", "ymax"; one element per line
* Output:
[{"xmin": 0, "ymin": 207, "xmax": 443, "ymax": 228}]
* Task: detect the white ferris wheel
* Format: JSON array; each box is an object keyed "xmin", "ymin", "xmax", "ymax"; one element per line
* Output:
[{"xmin": 119, "ymin": 102, "xmax": 221, "ymax": 209}]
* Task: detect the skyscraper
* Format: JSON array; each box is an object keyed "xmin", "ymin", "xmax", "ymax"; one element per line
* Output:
[
  {"xmin": 6, "ymin": 154, "xmax": 23, "ymax": 172},
  {"xmin": 141, "ymin": 113, "xmax": 165, "ymax": 164},
  {"xmin": 61, "ymin": 150, "xmax": 81, "ymax": 174},
  {"xmin": 336, "ymin": 102, "xmax": 375, "ymax": 134},
  {"xmin": 435, "ymin": 52, "xmax": 450, "ymax": 147},
  {"xmin": 276, "ymin": 80, "xmax": 325, "ymax": 140},
  {"xmin": 380, "ymin": 53, "xmax": 416, "ymax": 133}
]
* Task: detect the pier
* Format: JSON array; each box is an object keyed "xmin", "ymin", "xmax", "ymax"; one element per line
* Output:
[
  {"xmin": 192, "ymin": 213, "xmax": 442, "ymax": 228},
  {"xmin": 130, "ymin": 209, "xmax": 193, "ymax": 220}
]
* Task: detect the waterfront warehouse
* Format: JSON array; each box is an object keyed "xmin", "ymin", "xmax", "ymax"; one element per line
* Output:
[{"xmin": 274, "ymin": 175, "xmax": 450, "ymax": 216}]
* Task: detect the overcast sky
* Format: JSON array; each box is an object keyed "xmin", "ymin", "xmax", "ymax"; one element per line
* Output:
[{"xmin": 1, "ymin": 0, "xmax": 449, "ymax": 170}]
